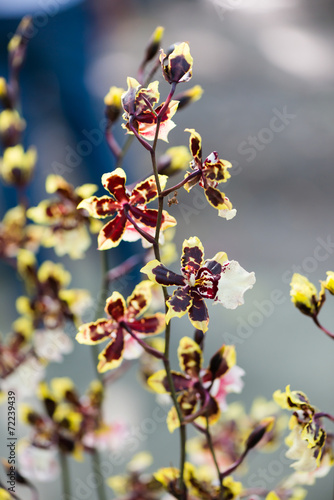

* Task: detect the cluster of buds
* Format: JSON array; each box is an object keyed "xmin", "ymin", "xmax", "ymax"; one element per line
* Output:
[{"xmin": 0, "ymin": 18, "xmax": 37, "ymax": 188}]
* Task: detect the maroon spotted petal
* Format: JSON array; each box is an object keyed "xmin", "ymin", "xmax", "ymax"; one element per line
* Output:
[
  {"xmin": 130, "ymin": 177, "xmax": 159, "ymax": 205},
  {"xmin": 181, "ymin": 239, "xmax": 204, "ymax": 273},
  {"xmin": 167, "ymin": 286, "xmax": 193, "ymax": 319},
  {"xmin": 105, "ymin": 293, "xmax": 126, "ymax": 321},
  {"xmin": 97, "ymin": 329, "xmax": 125, "ymax": 372},
  {"xmin": 98, "ymin": 212, "xmax": 127, "ymax": 249},
  {"xmin": 103, "ymin": 171, "xmax": 128, "ymax": 203},
  {"xmin": 188, "ymin": 291, "xmax": 209, "ymax": 331}
]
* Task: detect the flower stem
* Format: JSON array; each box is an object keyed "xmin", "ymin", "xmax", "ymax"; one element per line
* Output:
[
  {"xmin": 220, "ymin": 449, "xmax": 248, "ymax": 479},
  {"xmin": 116, "ymin": 135, "xmax": 134, "ymax": 169},
  {"xmin": 106, "ymin": 252, "xmax": 148, "ymax": 284},
  {"xmin": 148, "ymin": 85, "xmax": 187, "ymax": 499},
  {"xmin": 161, "ymin": 170, "xmax": 200, "ymax": 198},
  {"xmin": 91, "ymin": 449, "xmax": 108, "ymax": 500},
  {"xmin": 121, "ymin": 322, "xmax": 167, "ymax": 361},
  {"xmin": 87, "ymin": 250, "xmax": 110, "ymax": 500},
  {"xmin": 128, "ymin": 117, "xmax": 153, "ymax": 152},
  {"xmin": 315, "ymin": 412, "xmax": 334, "ymax": 423},
  {"xmin": 105, "ymin": 125, "xmax": 122, "ymax": 159},
  {"xmin": 312, "ymin": 316, "xmax": 334, "ymax": 340},
  {"xmin": 205, "ymin": 416, "xmax": 223, "ymax": 500},
  {"xmin": 91, "ymin": 250, "xmax": 110, "ymax": 382},
  {"xmin": 60, "ymin": 452, "xmax": 71, "ymax": 499},
  {"xmin": 124, "ymin": 209, "xmax": 156, "ymax": 245}
]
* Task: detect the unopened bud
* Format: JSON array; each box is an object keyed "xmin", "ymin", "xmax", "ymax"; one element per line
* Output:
[
  {"xmin": 143, "ymin": 26, "xmax": 165, "ymax": 64},
  {"xmin": 104, "ymin": 86, "xmax": 125, "ymax": 124},
  {"xmin": 0, "ymin": 144, "xmax": 36, "ymax": 186},
  {"xmin": 0, "ymin": 110, "xmax": 26, "ymax": 148},
  {"xmin": 160, "ymin": 42, "xmax": 193, "ymax": 84},
  {"xmin": 245, "ymin": 417, "xmax": 275, "ymax": 450},
  {"xmin": 158, "ymin": 145, "xmax": 191, "ymax": 176},
  {"xmin": 174, "ymin": 85, "xmax": 204, "ymax": 111}
]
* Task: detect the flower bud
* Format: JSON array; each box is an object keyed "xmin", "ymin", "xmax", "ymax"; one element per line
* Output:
[
  {"xmin": 0, "ymin": 77, "xmax": 8, "ymax": 101},
  {"xmin": 0, "ymin": 144, "xmax": 36, "ymax": 186},
  {"xmin": 322, "ymin": 271, "xmax": 334, "ymax": 295},
  {"xmin": 174, "ymin": 85, "xmax": 203, "ymax": 111},
  {"xmin": 245, "ymin": 417, "xmax": 275, "ymax": 451},
  {"xmin": 0, "ymin": 110, "xmax": 26, "ymax": 148},
  {"xmin": 290, "ymin": 273, "xmax": 325, "ymax": 317},
  {"xmin": 104, "ymin": 86, "xmax": 125, "ymax": 124},
  {"xmin": 158, "ymin": 145, "xmax": 191, "ymax": 176},
  {"xmin": 143, "ymin": 26, "xmax": 164, "ymax": 64},
  {"xmin": 8, "ymin": 16, "xmax": 33, "ymax": 71},
  {"xmin": 160, "ymin": 42, "xmax": 193, "ymax": 84}
]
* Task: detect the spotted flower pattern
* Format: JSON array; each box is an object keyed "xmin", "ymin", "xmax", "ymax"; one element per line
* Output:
[
  {"xmin": 148, "ymin": 337, "xmax": 243, "ymax": 432},
  {"xmin": 16, "ymin": 249, "xmax": 90, "ymax": 330},
  {"xmin": 184, "ymin": 129, "xmax": 236, "ymax": 219},
  {"xmin": 160, "ymin": 42, "xmax": 193, "ymax": 84},
  {"xmin": 27, "ymin": 175, "xmax": 100, "ymax": 259},
  {"xmin": 76, "ymin": 281, "xmax": 165, "ymax": 372},
  {"xmin": 121, "ymin": 77, "xmax": 179, "ymax": 142},
  {"xmin": 141, "ymin": 236, "xmax": 255, "ymax": 332},
  {"xmin": 274, "ymin": 386, "xmax": 327, "ymax": 472},
  {"xmin": 78, "ymin": 168, "xmax": 176, "ymax": 250}
]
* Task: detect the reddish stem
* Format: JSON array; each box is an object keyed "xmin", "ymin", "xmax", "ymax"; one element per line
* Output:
[
  {"xmin": 120, "ymin": 322, "xmax": 167, "ymax": 361},
  {"xmin": 220, "ymin": 449, "xmax": 248, "ymax": 479},
  {"xmin": 105, "ymin": 126, "xmax": 122, "ymax": 159},
  {"xmin": 161, "ymin": 170, "xmax": 201, "ymax": 198},
  {"xmin": 312, "ymin": 316, "xmax": 334, "ymax": 340},
  {"xmin": 314, "ymin": 412, "xmax": 334, "ymax": 423},
  {"xmin": 128, "ymin": 117, "xmax": 153, "ymax": 152},
  {"xmin": 124, "ymin": 209, "xmax": 156, "ymax": 245}
]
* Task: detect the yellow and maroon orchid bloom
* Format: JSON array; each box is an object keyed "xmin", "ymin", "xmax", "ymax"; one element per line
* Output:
[
  {"xmin": 76, "ymin": 281, "xmax": 165, "ymax": 373},
  {"xmin": 16, "ymin": 249, "xmax": 90, "ymax": 330},
  {"xmin": 27, "ymin": 175, "xmax": 99, "ymax": 259},
  {"xmin": 78, "ymin": 168, "xmax": 176, "ymax": 250},
  {"xmin": 160, "ymin": 42, "xmax": 193, "ymax": 84},
  {"xmin": 141, "ymin": 236, "xmax": 255, "ymax": 333},
  {"xmin": 273, "ymin": 386, "xmax": 329, "ymax": 472},
  {"xmin": 148, "ymin": 337, "xmax": 244, "ymax": 432},
  {"xmin": 184, "ymin": 129, "xmax": 236, "ymax": 220},
  {"xmin": 121, "ymin": 77, "xmax": 179, "ymax": 142}
]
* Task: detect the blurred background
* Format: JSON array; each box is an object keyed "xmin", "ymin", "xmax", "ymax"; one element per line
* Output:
[{"xmin": 1, "ymin": 0, "xmax": 334, "ymax": 498}]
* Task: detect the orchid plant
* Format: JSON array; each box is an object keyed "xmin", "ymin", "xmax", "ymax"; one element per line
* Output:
[{"xmin": 0, "ymin": 18, "xmax": 333, "ymax": 500}]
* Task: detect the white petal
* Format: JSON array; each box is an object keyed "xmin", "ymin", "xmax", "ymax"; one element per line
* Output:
[
  {"xmin": 34, "ymin": 329, "xmax": 73, "ymax": 362},
  {"xmin": 218, "ymin": 208, "xmax": 237, "ymax": 220},
  {"xmin": 215, "ymin": 260, "xmax": 256, "ymax": 309},
  {"xmin": 18, "ymin": 442, "xmax": 60, "ymax": 481}
]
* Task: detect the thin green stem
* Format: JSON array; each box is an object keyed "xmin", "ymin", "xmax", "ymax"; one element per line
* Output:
[
  {"xmin": 91, "ymin": 250, "xmax": 110, "ymax": 383},
  {"xmin": 205, "ymin": 417, "xmax": 223, "ymax": 499},
  {"xmin": 91, "ymin": 450, "xmax": 108, "ymax": 500},
  {"xmin": 60, "ymin": 452, "xmax": 71, "ymax": 499},
  {"xmin": 88, "ymin": 252, "xmax": 109, "ymax": 500}
]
